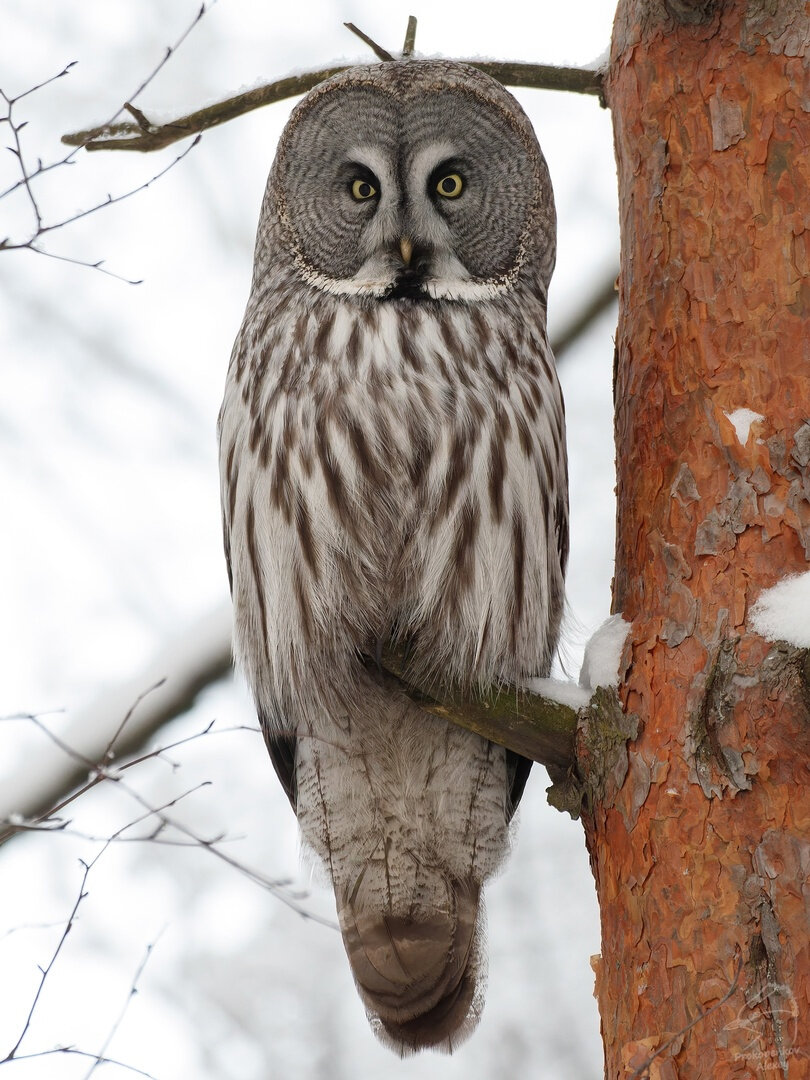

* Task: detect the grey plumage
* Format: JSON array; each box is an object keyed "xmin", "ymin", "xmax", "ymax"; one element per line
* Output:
[{"xmin": 218, "ymin": 59, "xmax": 568, "ymax": 1053}]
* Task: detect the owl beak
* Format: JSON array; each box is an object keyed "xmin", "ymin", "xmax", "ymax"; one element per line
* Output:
[
  {"xmin": 387, "ymin": 237, "xmax": 429, "ymax": 300},
  {"xmin": 399, "ymin": 237, "xmax": 413, "ymax": 267}
]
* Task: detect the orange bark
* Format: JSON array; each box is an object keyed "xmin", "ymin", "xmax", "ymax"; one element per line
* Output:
[{"xmin": 591, "ymin": 2, "xmax": 810, "ymax": 1076}]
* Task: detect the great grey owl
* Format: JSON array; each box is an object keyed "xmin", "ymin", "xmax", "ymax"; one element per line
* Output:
[{"xmin": 218, "ymin": 58, "xmax": 567, "ymax": 1053}]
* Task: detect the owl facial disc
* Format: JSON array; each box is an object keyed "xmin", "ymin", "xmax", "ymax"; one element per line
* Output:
[{"xmin": 272, "ymin": 61, "xmax": 556, "ymax": 305}]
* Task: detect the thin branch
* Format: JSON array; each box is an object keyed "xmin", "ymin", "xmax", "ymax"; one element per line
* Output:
[
  {"xmin": 402, "ymin": 16, "xmax": 418, "ymax": 58},
  {"xmin": 118, "ymin": 2, "xmax": 213, "ymax": 119},
  {"xmin": 4, "ymin": 857, "xmax": 94, "ymax": 1060},
  {"xmin": 0, "ymin": 713, "xmax": 247, "ymax": 841},
  {"xmin": 62, "ymin": 61, "xmax": 605, "ymax": 154},
  {"xmin": 343, "ymin": 22, "xmax": 395, "ymax": 62},
  {"xmin": 104, "ymin": 777, "xmax": 338, "ymax": 927},
  {"xmin": 2, "ymin": 93, "xmax": 42, "ymax": 233},
  {"xmin": 0, "ymin": 3, "xmax": 213, "ymax": 278},
  {"xmin": 1, "ymin": 705, "xmax": 336, "ymax": 926},
  {"xmin": 0, "ymin": 151, "xmax": 76, "ymax": 203},
  {"xmin": 82, "ymin": 938, "xmax": 160, "ymax": 1080},
  {"xmin": 6, "ymin": 1047, "xmax": 159, "ymax": 1079},
  {"xmin": 17, "ymin": 245, "xmax": 144, "ymax": 285},
  {"xmin": 1, "ymin": 843, "xmax": 160, "ymax": 1078},
  {"xmin": 6, "ymin": 60, "xmax": 78, "ymax": 105},
  {"xmin": 0, "ymin": 135, "xmax": 200, "ymax": 271}
]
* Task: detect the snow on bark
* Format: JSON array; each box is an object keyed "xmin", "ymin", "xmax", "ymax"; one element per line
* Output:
[
  {"xmin": 578, "ymin": 614, "xmax": 631, "ymax": 691},
  {"xmin": 724, "ymin": 407, "xmax": 764, "ymax": 446},
  {"xmin": 750, "ymin": 571, "xmax": 810, "ymax": 648},
  {"xmin": 523, "ymin": 676, "xmax": 590, "ymax": 709}
]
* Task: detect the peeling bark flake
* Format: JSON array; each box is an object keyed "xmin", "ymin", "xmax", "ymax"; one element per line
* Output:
[{"xmin": 709, "ymin": 87, "xmax": 746, "ymax": 150}]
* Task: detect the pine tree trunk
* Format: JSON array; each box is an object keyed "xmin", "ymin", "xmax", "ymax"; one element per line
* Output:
[{"xmin": 591, "ymin": 2, "xmax": 810, "ymax": 1075}]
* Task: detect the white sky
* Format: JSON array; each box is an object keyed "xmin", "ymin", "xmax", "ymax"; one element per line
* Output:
[{"xmin": 0, "ymin": 3, "xmax": 619, "ymax": 1077}]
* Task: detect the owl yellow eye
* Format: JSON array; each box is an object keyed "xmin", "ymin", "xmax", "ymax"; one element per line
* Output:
[
  {"xmin": 351, "ymin": 178, "xmax": 377, "ymax": 200},
  {"xmin": 436, "ymin": 173, "xmax": 463, "ymax": 198}
]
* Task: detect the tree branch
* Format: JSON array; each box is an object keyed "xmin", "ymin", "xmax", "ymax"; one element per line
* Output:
[
  {"xmin": 343, "ymin": 22, "xmax": 396, "ymax": 63},
  {"xmin": 553, "ymin": 272, "xmax": 618, "ymax": 360},
  {"xmin": 62, "ymin": 61, "xmax": 604, "ymax": 153},
  {"xmin": 375, "ymin": 649, "xmax": 578, "ymax": 773},
  {"xmin": 4, "ymin": 858, "xmax": 92, "ymax": 1060},
  {"xmin": 402, "ymin": 16, "xmax": 418, "ymax": 59},
  {"xmin": 0, "ymin": 606, "xmax": 233, "ymax": 834}
]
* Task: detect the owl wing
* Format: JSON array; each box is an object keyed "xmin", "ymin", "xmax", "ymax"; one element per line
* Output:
[
  {"xmin": 259, "ymin": 711, "xmax": 298, "ymax": 809},
  {"xmin": 506, "ymin": 750, "xmax": 532, "ymax": 819}
]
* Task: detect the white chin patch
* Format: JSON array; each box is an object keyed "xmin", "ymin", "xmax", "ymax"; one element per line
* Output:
[
  {"xmin": 301, "ymin": 267, "xmax": 512, "ymax": 303},
  {"xmin": 302, "ymin": 270, "xmax": 392, "ymax": 299},
  {"xmin": 424, "ymin": 279, "xmax": 511, "ymax": 302}
]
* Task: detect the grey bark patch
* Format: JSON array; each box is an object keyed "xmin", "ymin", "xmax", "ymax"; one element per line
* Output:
[
  {"xmin": 750, "ymin": 465, "xmax": 772, "ymax": 494},
  {"xmin": 671, "ymin": 462, "xmax": 701, "ymax": 504},
  {"xmin": 687, "ymin": 639, "xmax": 758, "ymax": 798},
  {"xmin": 665, "ymin": 0, "xmax": 721, "ymax": 24},
  {"xmin": 710, "ymin": 88, "xmax": 746, "ymax": 150},
  {"xmin": 790, "ymin": 421, "xmax": 810, "ymax": 469},
  {"xmin": 696, "ymin": 509, "xmax": 736, "ymax": 555},
  {"xmin": 619, "ymin": 750, "xmax": 653, "ymax": 831},
  {"xmin": 662, "ymin": 582, "xmax": 698, "ymax": 646}
]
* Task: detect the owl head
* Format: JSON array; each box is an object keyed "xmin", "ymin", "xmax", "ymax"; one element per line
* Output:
[{"xmin": 261, "ymin": 59, "xmax": 556, "ymax": 305}]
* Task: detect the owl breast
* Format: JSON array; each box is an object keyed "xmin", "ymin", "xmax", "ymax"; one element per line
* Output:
[{"xmin": 221, "ymin": 281, "xmax": 566, "ymax": 708}]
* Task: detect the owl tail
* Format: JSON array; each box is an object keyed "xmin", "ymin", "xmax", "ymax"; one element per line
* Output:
[{"xmin": 337, "ymin": 878, "xmax": 483, "ymax": 1053}]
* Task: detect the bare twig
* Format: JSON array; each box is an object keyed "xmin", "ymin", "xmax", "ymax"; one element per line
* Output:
[
  {"xmin": 99, "ymin": 771, "xmax": 338, "ymax": 926},
  {"xmin": 62, "ymin": 61, "xmax": 604, "ymax": 154},
  {"xmin": 1, "ymin": 711, "xmax": 242, "ymax": 835},
  {"xmin": 7, "ymin": 1048, "xmax": 159, "ymax": 1079},
  {"xmin": 1, "ymin": 703, "xmax": 337, "ymax": 926},
  {"xmin": 344, "ymin": 22, "xmax": 395, "ymax": 62},
  {"xmin": 1, "ymin": 135, "xmax": 201, "ymax": 282},
  {"xmin": 117, "ymin": 2, "xmax": 212, "ymax": 118},
  {"xmin": 0, "ymin": 3, "xmax": 212, "ymax": 278},
  {"xmin": 402, "ymin": 16, "xmax": 418, "ymax": 58},
  {"xmin": 82, "ymin": 938, "xmax": 160, "ymax": 1080},
  {"xmin": 1, "ymin": 841, "xmax": 161, "ymax": 1078},
  {"xmin": 4, "ymin": 857, "xmax": 94, "ymax": 1060},
  {"xmin": 0, "ymin": 61, "xmax": 77, "ymax": 202}
]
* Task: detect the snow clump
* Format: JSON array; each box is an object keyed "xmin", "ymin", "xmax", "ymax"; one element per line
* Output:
[{"xmin": 749, "ymin": 572, "xmax": 810, "ymax": 648}]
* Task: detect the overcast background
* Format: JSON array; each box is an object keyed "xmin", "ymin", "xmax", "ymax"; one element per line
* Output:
[{"xmin": 0, "ymin": 3, "xmax": 619, "ymax": 1077}]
